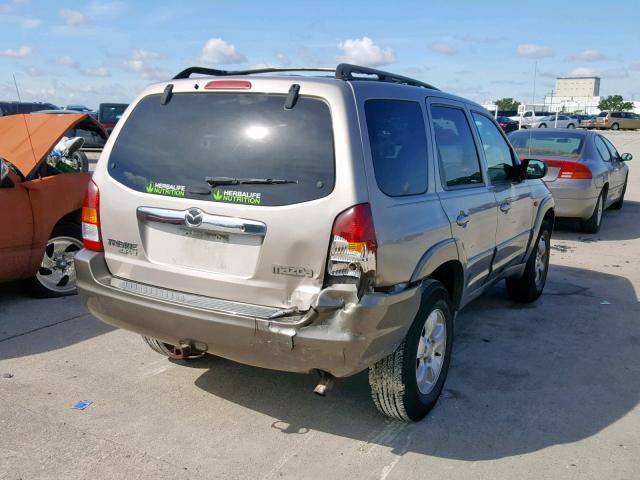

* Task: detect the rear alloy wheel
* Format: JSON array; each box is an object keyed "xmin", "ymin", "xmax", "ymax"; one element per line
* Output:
[
  {"xmin": 611, "ymin": 123, "xmax": 620, "ymax": 131},
  {"xmin": 538, "ymin": 123, "xmax": 547, "ymax": 128},
  {"xmin": 28, "ymin": 223, "xmax": 83, "ymax": 298},
  {"xmin": 581, "ymin": 190, "xmax": 605, "ymax": 234},
  {"xmin": 506, "ymin": 223, "xmax": 551, "ymax": 303},
  {"xmin": 369, "ymin": 280, "xmax": 453, "ymax": 422}
]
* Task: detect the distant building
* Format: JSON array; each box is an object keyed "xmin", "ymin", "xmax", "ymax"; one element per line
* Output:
[
  {"xmin": 555, "ymin": 77, "xmax": 600, "ymax": 97},
  {"xmin": 543, "ymin": 76, "xmax": 602, "ymax": 114}
]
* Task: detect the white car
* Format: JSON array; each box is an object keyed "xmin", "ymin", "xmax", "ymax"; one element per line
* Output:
[{"xmin": 529, "ymin": 115, "xmax": 577, "ymax": 129}]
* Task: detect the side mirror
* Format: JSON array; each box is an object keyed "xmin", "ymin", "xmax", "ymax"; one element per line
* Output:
[
  {"xmin": 621, "ymin": 153, "xmax": 633, "ymax": 161},
  {"xmin": 0, "ymin": 158, "xmax": 10, "ymax": 183},
  {"xmin": 521, "ymin": 158, "xmax": 548, "ymax": 180}
]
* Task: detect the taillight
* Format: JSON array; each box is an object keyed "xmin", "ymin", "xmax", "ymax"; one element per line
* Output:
[
  {"xmin": 604, "ymin": 117, "xmax": 609, "ymax": 123},
  {"xmin": 204, "ymin": 80, "xmax": 252, "ymax": 90},
  {"xmin": 326, "ymin": 204, "xmax": 377, "ymax": 281},
  {"xmin": 545, "ymin": 159, "xmax": 593, "ymax": 179},
  {"xmin": 81, "ymin": 179, "xmax": 103, "ymax": 251}
]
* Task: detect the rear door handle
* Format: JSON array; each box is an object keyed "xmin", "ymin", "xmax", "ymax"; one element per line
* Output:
[
  {"xmin": 500, "ymin": 202, "xmax": 511, "ymax": 213},
  {"xmin": 456, "ymin": 212, "xmax": 470, "ymax": 227}
]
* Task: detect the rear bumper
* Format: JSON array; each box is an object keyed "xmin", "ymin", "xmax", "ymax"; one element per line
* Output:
[
  {"xmin": 75, "ymin": 250, "xmax": 422, "ymax": 377},
  {"xmin": 546, "ymin": 180, "xmax": 598, "ymax": 219}
]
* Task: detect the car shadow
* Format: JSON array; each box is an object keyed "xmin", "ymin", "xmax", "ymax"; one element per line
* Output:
[
  {"xmin": 553, "ymin": 200, "xmax": 640, "ymax": 241},
  {"xmin": 192, "ymin": 265, "xmax": 639, "ymax": 461},
  {"xmin": 0, "ymin": 281, "xmax": 114, "ymax": 360}
]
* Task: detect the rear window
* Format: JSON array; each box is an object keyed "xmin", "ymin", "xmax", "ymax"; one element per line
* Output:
[
  {"xmin": 99, "ymin": 104, "xmax": 127, "ymax": 124},
  {"xmin": 508, "ymin": 132, "xmax": 585, "ymax": 158},
  {"xmin": 365, "ymin": 99, "xmax": 428, "ymax": 196},
  {"xmin": 597, "ymin": 112, "xmax": 608, "ymax": 117},
  {"xmin": 108, "ymin": 93, "xmax": 335, "ymax": 206}
]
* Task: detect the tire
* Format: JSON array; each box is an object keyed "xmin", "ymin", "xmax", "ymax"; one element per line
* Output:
[
  {"xmin": 611, "ymin": 123, "xmax": 620, "ymax": 131},
  {"xmin": 580, "ymin": 190, "xmax": 605, "ymax": 233},
  {"xmin": 611, "ymin": 178, "xmax": 627, "ymax": 210},
  {"xmin": 539, "ymin": 123, "xmax": 547, "ymax": 128},
  {"xmin": 567, "ymin": 123, "xmax": 575, "ymax": 129},
  {"xmin": 142, "ymin": 336, "xmax": 205, "ymax": 359},
  {"xmin": 368, "ymin": 280, "xmax": 453, "ymax": 422},
  {"xmin": 70, "ymin": 150, "xmax": 89, "ymax": 173},
  {"xmin": 506, "ymin": 223, "xmax": 551, "ymax": 303},
  {"xmin": 26, "ymin": 222, "xmax": 83, "ymax": 298}
]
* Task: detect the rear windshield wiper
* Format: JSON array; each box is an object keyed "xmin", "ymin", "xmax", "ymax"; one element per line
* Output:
[{"xmin": 205, "ymin": 176, "xmax": 298, "ymax": 187}]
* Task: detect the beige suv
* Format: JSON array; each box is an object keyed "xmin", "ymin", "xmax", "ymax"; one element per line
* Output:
[
  {"xmin": 595, "ymin": 111, "xmax": 640, "ymax": 130},
  {"xmin": 76, "ymin": 64, "xmax": 554, "ymax": 421}
]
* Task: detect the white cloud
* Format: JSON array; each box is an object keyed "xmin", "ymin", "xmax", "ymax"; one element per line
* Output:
[
  {"xmin": 629, "ymin": 62, "xmax": 640, "ymax": 72},
  {"xmin": 0, "ymin": 45, "xmax": 32, "ymax": 58},
  {"xmin": 24, "ymin": 65, "xmax": 43, "ymax": 76},
  {"xmin": 79, "ymin": 66, "xmax": 111, "ymax": 77},
  {"xmin": 275, "ymin": 52, "xmax": 291, "ymax": 66},
  {"xmin": 568, "ymin": 49, "xmax": 607, "ymax": 62},
  {"xmin": 57, "ymin": 55, "xmax": 78, "ymax": 67},
  {"xmin": 200, "ymin": 38, "xmax": 247, "ymax": 65},
  {"xmin": 516, "ymin": 44, "xmax": 555, "ymax": 59},
  {"xmin": 59, "ymin": 8, "xmax": 88, "ymax": 26},
  {"xmin": 123, "ymin": 48, "xmax": 166, "ymax": 80},
  {"xmin": 337, "ymin": 36, "xmax": 395, "ymax": 67},
  {"xmin": 430, "ymin": 42, "xmax": 457, "ymax": 56},
  {"xmin": 569, "ymin": 67, "xmax": 596, "ymax": 76}
]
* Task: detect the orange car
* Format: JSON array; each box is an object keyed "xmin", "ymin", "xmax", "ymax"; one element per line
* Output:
[{"xmin": 0, "ymin": 113, "xmax": 104, "ymax": 297}]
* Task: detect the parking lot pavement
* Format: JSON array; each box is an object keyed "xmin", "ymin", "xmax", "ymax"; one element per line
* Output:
[{"xmin": 1, "ymin": 131, "xmax": 639, "ymax": 480}]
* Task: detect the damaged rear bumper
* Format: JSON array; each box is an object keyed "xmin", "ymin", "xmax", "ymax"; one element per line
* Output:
[{"xmin": 75, "ymin": 250, "xmax": 423, "ymax": 377}]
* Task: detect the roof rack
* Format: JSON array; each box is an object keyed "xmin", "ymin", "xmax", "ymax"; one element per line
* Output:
[{"xmin": 172, "ymin": 63, "xmax": 439, "ymax": 91}]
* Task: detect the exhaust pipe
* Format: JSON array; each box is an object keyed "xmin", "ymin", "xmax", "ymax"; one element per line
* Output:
[{"xmin": 313, "ymin": 371, "xmax": 335, "ymax": 396}]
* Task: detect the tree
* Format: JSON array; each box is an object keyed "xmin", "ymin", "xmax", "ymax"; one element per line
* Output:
[
  {"xmin": 494, "ymin": 97, "xmax": 521, "ymax": 112},
  {"xmin": 598, "ymin": 95, "xmax": 634, "ymax": 112}
]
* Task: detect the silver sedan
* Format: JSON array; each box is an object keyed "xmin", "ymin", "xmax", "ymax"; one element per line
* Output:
[{"xmin": 508, "ymin": 129, "xmax": 631, "ymax": 233}]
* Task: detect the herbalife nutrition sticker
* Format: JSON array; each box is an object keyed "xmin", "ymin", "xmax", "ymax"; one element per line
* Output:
[
  {"xmin": 212, "ymin": 188, "xmax": 262, "ymax": 205},
  {"xmin": 145, "ymin": 182, "xmax": 185, "ymax": 197}
]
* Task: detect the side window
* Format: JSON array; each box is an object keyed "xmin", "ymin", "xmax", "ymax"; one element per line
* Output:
[
  {"xmin": 601, "ymin": 137, "xmax": 621, "ymax": 160},
  {"xmin": 365, "ymin": 99, "xmax": 428, "ymax": 196},
  {"xmin": 594, "ymin": 136, "xmax": 612, "ymax": 162},
  {"xmin": 523, "ymin": 111, "xmax": 532, "ymax": 118},
  {"xmin": 431, "ymin": 105, "xmax": 483, "ymax": 188},
  {"xmin": 471, "ymin": 112, "xmax": 516, "ymax": 183}
]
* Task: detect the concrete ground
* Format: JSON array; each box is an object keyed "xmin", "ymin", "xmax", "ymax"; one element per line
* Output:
[{"xmin": 1, "ymin": 131, "xmax": 639, "ymax": 480}]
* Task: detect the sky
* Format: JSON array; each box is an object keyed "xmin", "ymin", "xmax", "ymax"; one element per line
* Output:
[{"xmin": 1, "ymin": 0, "xmax": 639, "ymax": 109}]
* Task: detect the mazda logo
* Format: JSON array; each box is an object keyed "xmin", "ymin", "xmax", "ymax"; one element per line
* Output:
[{"xmin": 185, "ymin": 208, "xmax": 203, "ymax": 227}]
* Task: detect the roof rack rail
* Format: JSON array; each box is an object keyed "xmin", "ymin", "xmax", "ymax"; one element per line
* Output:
[
  {"xmin": 335, "ymin": 63, "xmax": 439, "ymax": 90},
  {"xmin": 173, "ymin": 66, "xmax": 334, "ymax": 80},
  {"xmin": 172, "ymin": 63, "xmax": 439, "ymax": 90}
]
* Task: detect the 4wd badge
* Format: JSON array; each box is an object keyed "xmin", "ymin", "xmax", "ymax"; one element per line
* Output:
[{"xmin": 273, "ymin": 265, "xmax": 313, "ymax": 278}]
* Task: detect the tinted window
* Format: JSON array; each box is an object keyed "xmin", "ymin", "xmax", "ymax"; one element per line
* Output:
[
  {"xmin": 431, "ymin": 105, "xmax": 483, "ymax": 187},
  {"xmin": 509, "ymin": 131, "xmax": 584, "ymax": 159},
  {"xmin": 365, "ymin": 100, "xmax": 428, "ymax": 196},
  {"xmin": 597, "ymin": 112, "xmax": 608, "ymax": 117},
  {"xmin": 600, "ymin": 136, "xmax": 621, "ymax": 160},
  {"xmin": 594, "ymin": 136, "xmax": 612, "ymax": 162},
  {"xmin": 109, "ymin": 93, "xmax": 335, "ymax": 206},
  {"xmin": 99, "ymin": 104, "xmax": 128, "ymax": 124},
  {"xmin": 472, "ymin": 113, "xmax": 515, "ymax": 183}
]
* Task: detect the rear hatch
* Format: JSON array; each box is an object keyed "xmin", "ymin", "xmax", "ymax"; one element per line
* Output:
[
  {"xmin": 510, "ymin": 131, "xmax": 586, "ymax": 182},
  {"xmin": 94, "ymin": 78, "xmax": 363, "ymax": 311},
  {"xmin": 595, "ymin": 112, "xmax": 608, "ymax": 125}
]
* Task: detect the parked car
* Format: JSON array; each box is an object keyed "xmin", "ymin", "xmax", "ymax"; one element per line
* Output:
[
  {"xmin": 529, "ymin": 115, "xmax": 577, "ymax": 129},
  {"xmin": 509, "ymin": 110, "xmax": 553, "ymax": 127},
  {"xmin": 31, "ymin": 110, "xmax": 108, "ymax": 171},
  {"xmin": 0, "ymin": 101, "xmax": 59, "ymax": 116},
  {"xmin": 65, "ymin": 104, "xmax": 92, "ymax": 113},
  {"xmin": 98, "ymin": 102, "xmax": 128, "ymax": 132},
  {"xmin": 578, "ymin": 115, "xmax": 597, "ymax": 129},
  {"xmin": 76, "ymin": 63, "xmax": 554, "ymax": 422},
  {"xmin": 508, "ymin": 129, "xmax": 631, "ymax": 233},
  {"xmin": 0, "ymin": 113, "xmax": 94, "ymax": 297},
  {"xmin": 496, "ymin": 115, "xmax": 519, "ymax": 133},
  {"xmin": 595, "ymin": 111, "xmax": 640, "ymax": 130}
]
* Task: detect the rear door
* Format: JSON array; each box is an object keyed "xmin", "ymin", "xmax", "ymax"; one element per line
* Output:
[
  {"xmin": 96, "ymin": 81, "xmax": 361, "ymax": 311},
  {"xmin": 427, "ymin": 99, "xmax": 497, "ymax": 293},
  {"xmin": 599, "ymin": 135, "xmax": 627, "ymax": 201},
  {"xmin": 471, "ymin": 111, "xmax": 533, "ymax": 272}
]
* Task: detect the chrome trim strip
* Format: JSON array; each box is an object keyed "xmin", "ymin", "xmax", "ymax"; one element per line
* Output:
[
  {"xmin": 110, "ymin": 277, "xmax": 288, "ymax": 319},
  {"xmin": 136, "ymin": 206, "xmax": 267, "ymax": 236}
]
